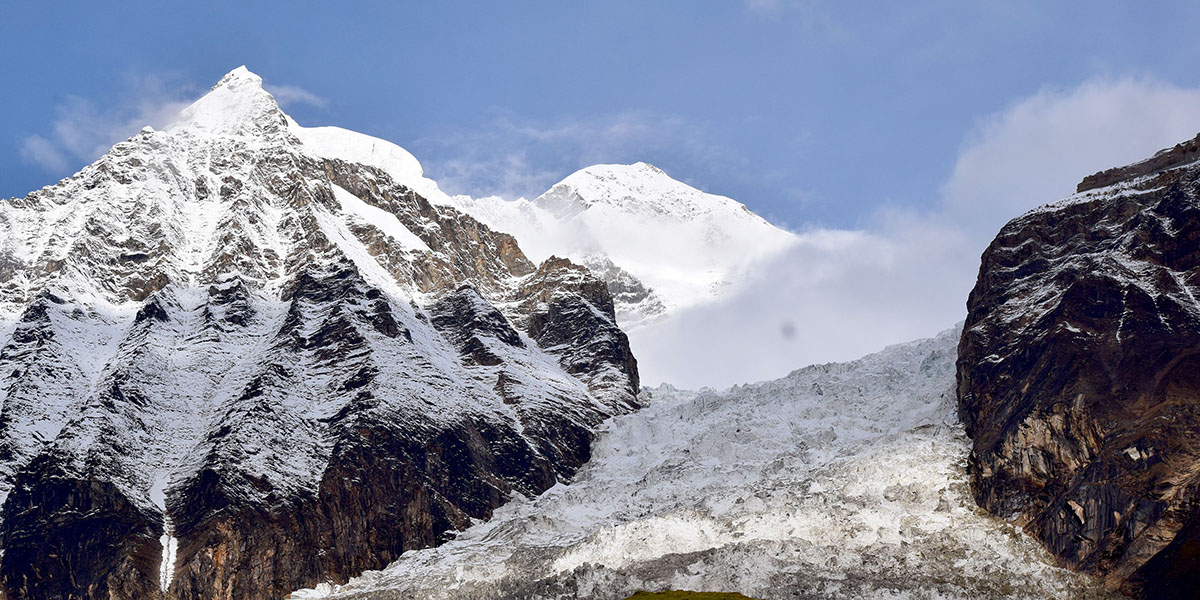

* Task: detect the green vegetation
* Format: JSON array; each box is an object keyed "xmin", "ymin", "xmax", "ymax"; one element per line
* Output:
[{"xmin": 625, "ymin": 592, "xmax": 759, "ymax": 600}]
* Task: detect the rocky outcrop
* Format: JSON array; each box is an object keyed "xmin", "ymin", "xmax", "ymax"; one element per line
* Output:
[
  {"xmin": 515, "ymin": 257, "xmax": 640, "ymax": 400},
  {"xmin": 0, "ymin": 67, "xmax": 638, "ymax": 599},
  {"xmin": 1077, "ymin": 133, "xmax": 1200, "ymax": 193},
  {"xmin": 577, "ymin": 255, "xmax": 667, "ymax": 326},
  {"xmin": 958, "ymin": 134, "xmax": 1200, "ymax": 598}
]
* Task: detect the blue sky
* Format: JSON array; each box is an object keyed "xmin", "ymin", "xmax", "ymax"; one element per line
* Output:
[
  {"xmin": 5, "ymin": 1, "xmax": 1200, "ymax": 231},
  {"xmin": 5, "ymin": 2, "xmax": 1200, "ymax": 384}
]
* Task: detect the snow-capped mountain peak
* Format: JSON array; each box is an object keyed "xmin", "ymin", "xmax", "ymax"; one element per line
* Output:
[
  {"xmin": 445, "ymin": 162, "xmax": 799, "ymax": 328},
  {"xmin": 213, "ymin": 64, "xmax": 263, "ymax": 88},
  {"xmin": 537, "ymin": 161, "xmax": 755, "ymax": 222},
  {"xmin": 166, "ymin": 65, "xmax": 451, "ymax": 204},
  {"xmin": 0, "ymin": 67, "xmax": 639, "ymax": 599},
  {"xmin": 166, "ymin": 66, "xmax": 284, "ymax": 136}
]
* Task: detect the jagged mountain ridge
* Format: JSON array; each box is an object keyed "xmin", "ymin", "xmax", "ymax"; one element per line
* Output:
[
  {"xmin": 446, "ymin": 162, "xmax": 799, "ymax": 328},
  {"xmin": 0, "ymin": 66, "xmax": 637, "ymax": 600}
]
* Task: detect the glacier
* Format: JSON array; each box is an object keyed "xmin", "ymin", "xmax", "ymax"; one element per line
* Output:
[{"xmin": 294, "ymin": 327, "xmax": 1115, "ymax": 600}]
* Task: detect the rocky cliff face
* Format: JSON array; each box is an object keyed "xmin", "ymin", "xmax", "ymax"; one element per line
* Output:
[
  {"xmin": 0, "ymin": 67, "xmax": 637, "ymax": 600},
  {"xmin": 958, "ymin": 134, "xmax": 1200, "ymax": 598}
]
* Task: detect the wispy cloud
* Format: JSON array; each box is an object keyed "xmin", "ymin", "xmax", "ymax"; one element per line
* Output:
[
  {"xmin": 18, "ymin": 135, "xmax": 68, "ymax": 173},
  {"xmin": 265, "ymin": 83, "xmax": 328, "ymax": 108},
  {"xmin": 413, "ymin": 110, "xmax": 735, "ymax": 200},
  {"xmin": 18, "ymin": 72, "xmax": 329, "ymax": 175},
  {"xmin": 744, "ymin": 0, "xmax": 812, "ymax": 17},
  {"xmin": 17, "ymin": 72, "xmax": 198, "ymax": 174}
]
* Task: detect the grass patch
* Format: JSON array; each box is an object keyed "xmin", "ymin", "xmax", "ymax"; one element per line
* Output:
[{"xmin": 625, "ymin": 592, "xmax": 759, "ymax": 600}]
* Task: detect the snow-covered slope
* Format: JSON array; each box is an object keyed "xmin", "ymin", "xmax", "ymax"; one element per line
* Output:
[
  {"xmin": 287, "ymin": 118, "xmax": 454, "ymax": 206},
  {"xmin": 0, "ymin": 66, "xmax": 638, "ymax": 600},
  {"xmin": 293, "ymin": 327, "xmax": 1114, "ymax": 600},
  {"xmin": 448, "ymin": 163, "xmax": 798, "ymax": 328}
]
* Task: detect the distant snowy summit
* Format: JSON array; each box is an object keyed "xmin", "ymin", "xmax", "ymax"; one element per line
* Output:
[{"xmin": 447, "ymin": 162, "xmax": 799, "ymax": 328}]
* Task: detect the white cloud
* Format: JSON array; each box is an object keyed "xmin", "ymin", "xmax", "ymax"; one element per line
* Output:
[
  {"xmin": 940, "ymin": 77, "xmax": 1200, "ymax": 238},
  {"xmin": 436, "ymin": 150, "xmax": 561, "ymax": 203},
  {"xmin": 414, "ymin": 110, "xmax": 734, "ymax": 200},
  {"xmin": 265, "ymin": 83, "xmax": 328, "ymax": 108},
  {"xmin": 18, "ymin": 73, "xmax": 197, "ymax": 173},
  {"xmin": 631, "ymin": 224, "xmax": 975, "ymax": 388},
  {"xmin": 633, "ymin": 77, "xmax": 1200, "ymax": 388}
]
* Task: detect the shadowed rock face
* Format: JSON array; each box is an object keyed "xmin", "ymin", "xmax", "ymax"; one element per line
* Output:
[
  {"xmin": 959, "ymin": 134, "xmax": 1200, "ymax": 598},
  {"xmin": 0, "ymin": 455, "xmax": 163, "ymax": 600},
  {"xmin": 0, "ymin": 68, "xmax": 638, "ymax": 599}
]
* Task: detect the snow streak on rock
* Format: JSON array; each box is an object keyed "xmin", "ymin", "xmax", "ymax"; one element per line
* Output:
[{"xmin": 295, "ymin": 328, "xmax": 1115, "ymax": 600}]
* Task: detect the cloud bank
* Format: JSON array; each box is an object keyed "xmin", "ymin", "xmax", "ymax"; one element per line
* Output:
[
  {"xmin": 940, "ymin": 77, "xmax": 1200, "ymax": 240},
  {"xmin": 635, "ymin": 77, "xmax": 1200, "ymax": 388}
]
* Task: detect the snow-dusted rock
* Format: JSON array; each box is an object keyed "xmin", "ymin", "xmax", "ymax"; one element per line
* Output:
[
  {"xmin": 0, "ymin": 67, "xmax": 637, "ymax": 600},
  {"xmin": 959, "ymin": 132, "xmax": 1200, "ymax": 598}
]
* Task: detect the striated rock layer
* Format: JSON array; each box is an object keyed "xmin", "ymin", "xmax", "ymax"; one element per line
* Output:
[
  {"xmin": 958, "ymin": 133, "xmax": 1200, "ymax": 598},
  {"xmin": 0, "ymin": 67, "xmax": 637, "ymax": 599}
]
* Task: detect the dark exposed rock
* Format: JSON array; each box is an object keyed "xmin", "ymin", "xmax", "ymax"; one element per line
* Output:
[
  {"xmin": 0, "ymin": 454, "xmax": 163, "ymax": 600},
  {"xmin": 959, "ymin": 134, "xmax": 1200, "ymax": 598},
  {"xmin": 516, "ymin": 257, "xmax": 640, "ymax": 402},
  {"xmin": 429, "ymin": 285, "xmax": 525, "ymax": 367},
  {"xmin": 165, "ymin": 417, "xmax": 564, "ymax": 600}
]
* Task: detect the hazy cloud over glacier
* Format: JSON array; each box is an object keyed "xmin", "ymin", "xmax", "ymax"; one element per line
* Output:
[{"xmin": 639, "ymin": 77, "xmax": 1200, "ymax": 387}]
